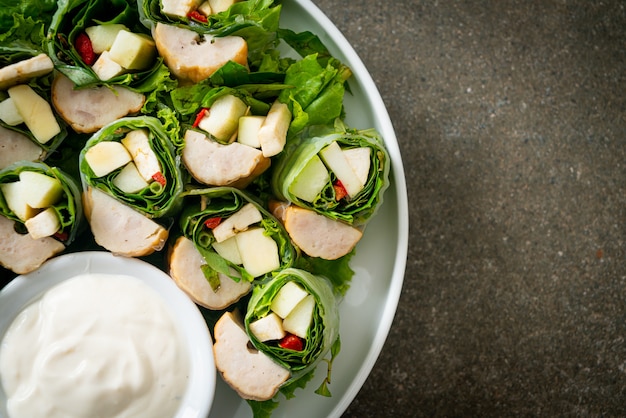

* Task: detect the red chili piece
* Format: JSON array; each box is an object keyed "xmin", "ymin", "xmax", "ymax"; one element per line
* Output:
[
  {"xmin": 333, "ymin": 180, "xmax": 348, "ymax": 201},
  {"xmin": 192, "ymin": 108, "xmax": 209, "ymax": 128},
  {"xmin": 75, "ymin": 32, "xmax": 96, "ymax": 65},
  {"xmin": 53, "ymin": 230, "xmax": 69, "ymax": 241},
  {"xmin": 188, "ymin": 10, "xmax": 208, "ymax": 23},
  {"xmin": 204, "ymin": 217, "xmax": 222, "ymax": 229},
  {"xmin": 152, "ymin": 172, "xmax": 167, "ymax": 187},
  {"xmin": 279, "ymin": 334, "xmax": 304, "ymax": 351}
]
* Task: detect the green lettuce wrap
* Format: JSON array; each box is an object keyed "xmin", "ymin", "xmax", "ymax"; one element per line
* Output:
[
  {"xmin": 244, "ymin": 268, "xmax": 340, "ymax": 382},
  {"xmin": 46, "ymin": 0, "xmax": 172, "ymax": 91},
  {"xmin": 178, "ymin": 186, "xmax": 297, "ymax": 285},
  {"xmin": 0, "ymin": 161, "xmax": 83, "ymax": 245},
  {"xmin": 271, "ymin": 121, "xmax": 390, "ymax": 226},
  {"xmin": 79, "ymin": 116, "xmax": 183, "ymax": 219}
]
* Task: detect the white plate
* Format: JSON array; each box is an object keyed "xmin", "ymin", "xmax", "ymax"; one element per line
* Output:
[
  {"xmin": 206, "ymin": 1, "xmax": 409, "ymax": 417},
  {"xmin": 0, "ymin": 251, "xmax": 216, "ymax": 418}
]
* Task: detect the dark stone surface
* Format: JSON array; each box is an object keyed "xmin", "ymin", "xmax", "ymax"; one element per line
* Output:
[{"xmin": 309, "ymin": 1, "xmax": 626, "ymax": 417}]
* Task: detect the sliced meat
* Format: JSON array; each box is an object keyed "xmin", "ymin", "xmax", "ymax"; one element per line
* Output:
[
  {"xmin": 213, "ymin": 311, "xmax": 290, "ymax": 401},
  {"xmin": 51, "ymin": 73, "xmax": 145, "ymax": 133},
  {"xmin": 182, "ymin": 129, "xmax": 270, "ymax": 188},
  {"xmin": 153, "ymin": 23, "xmax": 248, "ymax": 83},
  {"xmin": 83, "ymin": 186, "xmax": 168, "ymax": 257},
  {"xmin": 0, "ymin": 54, "xmax": 54, "ymax": 90},
  {"xmin": 283, "ymin": 205, "xmax": 363, "ymax": 260},
  {"xmin": 0, "ymin": 215, "xmax": 64, "ymax": 274},
  {"xmin": 0, "ymin": 125, "xmax": 43, "ymax": 169},
  {"xmin": 168, "ymin": 236, "xmax": 251, "ymax": 310}
]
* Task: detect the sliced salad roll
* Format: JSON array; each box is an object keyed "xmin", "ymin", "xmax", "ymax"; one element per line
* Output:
[
  {"xmin": 79, "ymin": 116, "xmax": 183, "ymax": 256},
  {"xmin": 175, "ymin": 187, "xmax": 297, "ymax": 293},
  {"xmin": 271, "ymin": 122, "xmax": 390, "ymax": 226},
  {"xmin": 213, "ymin": 268, "xmax": 340, "ymax": 401},
  {"xmin": 0, "ymin": 161, "xmax": 83, "ymax": 274}
]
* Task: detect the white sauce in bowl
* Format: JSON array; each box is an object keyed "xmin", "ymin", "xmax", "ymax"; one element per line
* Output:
[{"xmin": 0, "ymin": 273, "xmax": 189, "ymax": 418}]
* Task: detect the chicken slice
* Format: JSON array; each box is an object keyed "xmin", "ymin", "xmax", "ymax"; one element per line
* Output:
[
  {"xmin": 153, "ymin": 23, "xmax": 248, "ymax": 83},
  {"xmin": 0, "ymin": 215, "xmax": 64, "ymax": 274},
  {"xmin": 0, "ymin": 54, "xmax": 54, "ymax": 90},
  {"xmin": 283, "ymin": 205, "xmax": 363, "ymax": 260},
  {"xmin": 168, "ymin": 236, "xmax": 251, "ymax": 310},
  {"xmin": 182, "ymin": 129, "xmax": 270, "ymax": 188},
  {"xmin": 51, "ymin": 74, "xmax": 145, "ymax": 133},
  {"xmin": 0, "ymin": 125, "xmax": 43, "ymax": 169},
  {"xmin": 213, "ymin": 311, "xmax": 290, "ymax": 401},
  {"xmin": 83, "ymin": 186, "xmax": 167, "ymax": 257}
]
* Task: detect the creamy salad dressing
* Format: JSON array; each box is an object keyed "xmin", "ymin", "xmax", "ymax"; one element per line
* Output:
[{"xmin": 0, "ymin": 273, "xmax": 189, "ymax": 418}]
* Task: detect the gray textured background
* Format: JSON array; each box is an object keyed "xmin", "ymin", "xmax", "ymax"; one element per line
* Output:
[{"xmin": 309, "ymin": 1, "xmax": 626, "ymax": 417}]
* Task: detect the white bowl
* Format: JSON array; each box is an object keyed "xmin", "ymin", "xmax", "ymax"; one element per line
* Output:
[{"xmin": 0, "ymin": 251, "xmax": 215, "ymax": 418}]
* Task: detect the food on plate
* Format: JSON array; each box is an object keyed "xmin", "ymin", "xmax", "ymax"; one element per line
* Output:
[
  {"xmin": 0, "ymin": 161, "xmax": 83, "ymax": 273},
  {"xmin": 0, "ymin": 273, "xmax": 189, "ymax": 418},
  {"xmin": 213, "ymin": 268, "xmax": 340, "ymax": 401}
]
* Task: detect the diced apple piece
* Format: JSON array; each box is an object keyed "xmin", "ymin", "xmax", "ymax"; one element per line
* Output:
[
  {"xmin": 197, "ymin": 1, "xmax": 213, "ymax": 15},
  {"xmin": 282, "ymin": 294, "xmax": 315, "ymax": 339},
  {"xmin": 258, "ymin": 101, "xmax": 291, "ymax": 157},
  {"xmin": 112, "ymin": 162, "xmax": 149, "ymax": 193},
  {"xmin": 212, "ymin": 202, "xmax": 263, "ymax": 243},
  {"xmin": 7, "ymin": 84, "xmax": 61, "ymax": 144},
  {"xmin": 24, "ymin": 207, "xmax": 60, "ymax": 239},
  {"xmin": 161, "ymin": 0, "xmax": 203, "ymax": 18},
  {"xmin": 18, "ymin": 171, "xmax": 63, "ymax": 208},
  {"xmin": 343, "ymin": 147, "xmax": 371, "ymax": 186},
  {"xmin": 248, "ymin": 312, "xmax": 285, "ymax": 342},
  {"xmin": 85, "ymin": 24, "xmax": 129, "ymax": 54},
  {"xmin": 270, "ymin": 281, "xmax": 309, "ymax": 319},
  {"xmin": 288, "ymin": 155, "xmax": 330, "ymax": 203},
  {"xmin": 0, "ymin": 181, "xmax": 37, "ymax": 221},
  {"xmin": 237, "ymin": 115, "xmax": 265, "ymax": 148},
  {"xmin": 0, "ymin": 98, "xmax": 24, "ymax": 126},
  {"xmin": 212, "ymin": 235, "xmax": 243, "ymax": 265},
  {"xmin": 92, "ymin": 51, "xmax": 125, "ymax": 81},
  {"xmin": 0, "ymin": 54, "xmax": 54, "ymax": 90},
  {"xmin": 198, "ymin": 94, "xmax": 247, "ymax": 142},
  {"xmin": 235, "ymin": 227, "xmax": 280, "ymax": 278},
  {"xmin": 319, "ymin": 141, "xmax": 364, "ymax": 197},
  {"xmin": 84, "ymin": 141, "xmax": 132, "ymax": 177},
  {"xmin": 108, "ymin": 31, "xmax": 156, "ymax": 71},
  {"xmin": 209, "ymin": 0, "xmax": 238, "ymax": 13},
  {"xmin": 120, "ymin": 129, "xmax": 161, "ymax": 182}
]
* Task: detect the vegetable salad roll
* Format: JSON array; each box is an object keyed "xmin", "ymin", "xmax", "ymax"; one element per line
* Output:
[
  {"xmin": 170, "ymin": 187, "xmax": 297, "ymax": 309},
  {"xmin": 79, "ymin": 116, "xmax": 183, "ymax": 256},
  {"xmin": 213, "ymin": 268, "xmax": 340, "ymax": 401},
  {"xmin": 271, "ymin": 122, "xmax": 390, "ymax": 226},
  {"xmin": 0, "ymin": 161, "xmax": 83, "ymax": 274}
]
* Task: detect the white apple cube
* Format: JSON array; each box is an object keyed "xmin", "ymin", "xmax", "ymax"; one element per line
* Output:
[
  {"xmin": 270, "ymin": 281, "xmax": 309, "ymax": 319},
  {"xmin": 0, "ymin": 98, "xmax": 24, "ymax": 126},
  {"xmin": 198, "ymin": 94, "xmax": 247, "ymax": 142},
  {"xmin": 319, "ymin": 141, "xmax": 364, "ymax": 198},
  {"xmin": 84, "ymin": 141, "xmax": 132, "ymax": 177},
  {"xmin": 282, "ymin": 294, "xmax": 315, "ymax": 339},
  {"xmin": 161, "ymin": 0, "xmax": 203, "ymax": 18},
  {"xmin": 248, "ymin": 312, "xmax": 286, "ymax": 342},
  {"xmin": 18, "ymin": 170, "xmax": 64, "ymax": 208},
  {"xmin": 197, "ymin": 1, "xmax": 213, "ymax": 15},
  {"xmin": 237, "ymin": 115, "xmax": 265, "ymax": 148},
  {"xmin": 235, "ymin": 227, "xmax": 280, "ymax": 278},
  {"xmin": 208, "ymin": 0, "xmax": 238, "ymax": 14},
  {"xmin": 24, "ymin": 207, "xmax": 61, "ymax": 239},
  {"xmin": 112, "ymin": 162, "xmax": 149, "ymax": 193},
  {"xmin": 85, "ymin": 24, "xmax": 129, "ymax": 54},
  {"xmin": 7, "ymin": 84, "xmax": 61, "ymax": 144},
  {"xmin": 108, "ymin": 30, "xmax": 156, "ymax": 71},
  {"xmin": 92, "ymin": 51, "xmax": 125, "ymax": 81},
  {"xmin": 212, "ymin": 235, "xmax": 243, "ymax": 265},
  {"xmin": 121, "ymin": 129, "xmax": 161, "ymax": 182},
  {"xmin": 0, "ymin": 181, "xmax": 37, "ymax": 221},
  {"xmin": 212, "ymin": 202, "xmax": 263, "ymax": 243},
  {"xmin": 288, "ymin": 155, "xmax": 330, "ymax": 203},
  {"xmin": 258, "ymin": 101, "xmax": 291, "ymax": 157},
  {"xmin": 343, "ymin": 147, "xmax": 371, "ymax": 186}
]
